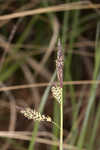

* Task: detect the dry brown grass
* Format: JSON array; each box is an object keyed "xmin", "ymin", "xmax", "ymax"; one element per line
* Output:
[
  {"xmin": 0, "ymin": 1, "xmax": 100, "ymax": 20},
  {"xmin": 0, "ymin": 80, "xmax": 100, "ymax": 92},
  {"xmin": 0, "ymin": 131, "xmax": 85, "ymax": 150}
]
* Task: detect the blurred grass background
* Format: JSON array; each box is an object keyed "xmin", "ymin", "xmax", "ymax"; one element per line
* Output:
[{"xmin": 0, "ymin": 0, "xmax": 100, "ymax": 150}]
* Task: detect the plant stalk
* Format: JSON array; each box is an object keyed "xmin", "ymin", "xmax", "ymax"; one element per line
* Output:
[{"xmin": 60, "ymin": 88, "xmax": 63, "ymax": 150}]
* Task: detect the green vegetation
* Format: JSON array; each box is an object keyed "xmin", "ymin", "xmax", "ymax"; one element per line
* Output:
[{"xmin": 0, "ymin": 0, "xmax": 100, "ymax": 150}]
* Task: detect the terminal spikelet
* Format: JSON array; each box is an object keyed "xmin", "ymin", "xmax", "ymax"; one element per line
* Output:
[
  {"xmin": 20, "ymin": 107, "xmax": 52, "ymax": 122},
  {"xmin": 56, "ymin": 39, "xmax": 64, "ymax": 88},
  {"xmin": 51, "ymin": 85, "xmax": 62, "ymax": 104}
]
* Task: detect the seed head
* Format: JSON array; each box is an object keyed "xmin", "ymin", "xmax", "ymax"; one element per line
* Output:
[
  {"xmin": 20, "ymin": 107, "xmax": 52, "ymax": 122},
  {"xmin": 51, "ymin": 85, "xmax": 62, "ymax": 104}
]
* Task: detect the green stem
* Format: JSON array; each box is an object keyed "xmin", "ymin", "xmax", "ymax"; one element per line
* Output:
[{"xmin": 60, "ymin": 88, "xmax": 63, "ymax": 150}]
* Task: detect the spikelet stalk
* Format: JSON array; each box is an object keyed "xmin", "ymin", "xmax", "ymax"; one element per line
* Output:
[
  {"xmin": 56, "ymin": 39, "xmax": 64, "ymax": 150},
  {"xmin": 58, "ymin": 40, "xmax": 63, "ymax": 150},
  {"xmin": 60, "ymin": 89, "xmax": 63, "ymax": 150},
  {"xmin": 51, "ymin": 39, "xmax": 64, "ymax": 150}
]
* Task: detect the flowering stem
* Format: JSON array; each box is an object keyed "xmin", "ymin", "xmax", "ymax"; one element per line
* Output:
[{"xmin": 60, "ymin": 87, "xmax": 63, "ymax": 150}]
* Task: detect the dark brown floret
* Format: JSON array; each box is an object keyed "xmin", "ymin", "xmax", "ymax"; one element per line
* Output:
[{"xmin": 56, "ymin": 39, "xmax": 64, "ymax": 88}]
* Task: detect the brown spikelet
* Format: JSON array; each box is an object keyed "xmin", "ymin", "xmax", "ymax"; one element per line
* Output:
[
  {"xmin": 20, "ymin": 107, "xmax": 52, "ymax": 122},
  {"xmin": 56, "ymin": 39, "xmax": 64, "ymax": 88},
  {"xmin": 51, "ymin": 85, "xmax": 62, "ymax": 104}
]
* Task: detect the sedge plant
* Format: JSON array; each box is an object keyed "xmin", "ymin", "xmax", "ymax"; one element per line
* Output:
[{"xmin": 18, "ymin": 39, "xmax": 64, "ymax": 150}]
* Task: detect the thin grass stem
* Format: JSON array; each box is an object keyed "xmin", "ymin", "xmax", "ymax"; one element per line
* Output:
[{"xmin": 60, "ymin": 88, "xmax": 63, "ymax": 150}]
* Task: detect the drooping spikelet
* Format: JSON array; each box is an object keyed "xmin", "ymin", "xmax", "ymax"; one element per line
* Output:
[
  {"xmin": 51, "ymin": 85, "xmax": 62, "ymax": 104},
  {"xmin": 56, "ymin": 39, "xmax": 64, "ymax": 88},
  {"xmin": 20, "ymin": 107, "xmax": 52, "ymax": 122}
]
